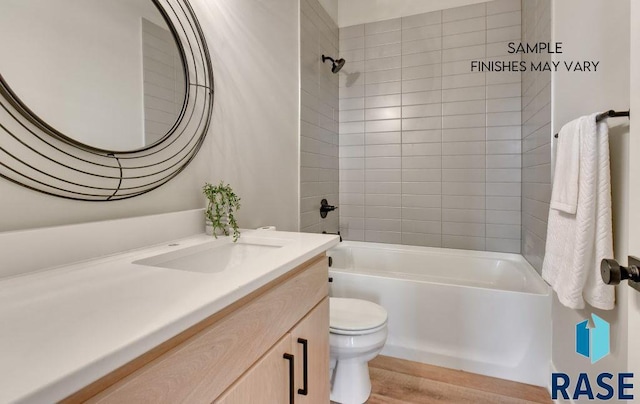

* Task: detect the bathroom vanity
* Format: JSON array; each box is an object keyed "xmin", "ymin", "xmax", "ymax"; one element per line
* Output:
[{"xmin": 0, "ymin": 211, "xmax": 339, "ymax": 403}]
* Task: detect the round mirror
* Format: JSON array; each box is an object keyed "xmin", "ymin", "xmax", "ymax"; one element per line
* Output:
[{"xmin": 0, "ymin": 0, "xmax": 186, "ymax": 152}]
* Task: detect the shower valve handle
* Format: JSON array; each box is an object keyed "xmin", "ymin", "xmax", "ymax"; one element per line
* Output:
[
  {"xmin": 601, "ymin": 258, "xmax": 640, "ymax": 285},
  {"xmin": 320, "ymin": 199, "xmax": 337, "ymax": 218}
]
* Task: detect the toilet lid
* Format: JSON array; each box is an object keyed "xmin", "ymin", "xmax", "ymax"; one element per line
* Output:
[{"xmin": 330, "ymin": 297, "xmax": 387, "ymax": 332}]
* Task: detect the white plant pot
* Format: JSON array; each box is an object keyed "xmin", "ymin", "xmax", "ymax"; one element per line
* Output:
[{"xmin": 205, "ymin": 215, "xmax": 229, "ymax": 237}]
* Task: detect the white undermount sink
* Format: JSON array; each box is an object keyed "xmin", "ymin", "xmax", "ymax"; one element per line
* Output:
[{"xmin": 133, "ymin": 237, "xmax": 286, "ymax": 273}]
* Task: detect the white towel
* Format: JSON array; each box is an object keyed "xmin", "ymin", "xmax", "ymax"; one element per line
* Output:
[
  {"xmin": 542, "ymin": 113, "xmax": 614, "ymax": 310},
  {"xmin": 550, "ymin": 120, "xmax": 581, "ymax": 214}
]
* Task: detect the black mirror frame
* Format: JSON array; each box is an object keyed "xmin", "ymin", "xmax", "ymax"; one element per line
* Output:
[{"xmin": 0, "ymin": 0, "xmax": 214, "ymax": 201}]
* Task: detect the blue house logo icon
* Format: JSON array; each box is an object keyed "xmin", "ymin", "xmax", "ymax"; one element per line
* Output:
[{"xmin": 576, "ymin": 314, "xmax": 610, "ymax": 364}]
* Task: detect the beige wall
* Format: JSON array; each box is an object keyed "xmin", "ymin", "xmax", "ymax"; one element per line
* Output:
[
  {"xmin": 0, "ymin": 0, "xmax": 300, "ymax": 233},
  {"xmin": 628, "ymin": 0, "xmax": 640, "ymax": 379},
  {"xmin": 550, "ymin": 0, "xmax": 631, "ymax": 395},
  {"xmin": 337, "ymin": 0, "xmax": 491, "ymax": 27}
]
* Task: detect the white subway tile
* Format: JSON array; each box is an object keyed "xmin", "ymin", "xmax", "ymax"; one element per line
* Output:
[
  {"xmin": 340, "ymin": 97, "xmax": 365, "ymax": 111},
  {"xmin": 402, "ymin": 143, "xmax": 442, "ymax": 156},
  {"xmin": 486, "ymin": 210, "xmax": 521, "ymax": 225},
  {"xmin": 366, "ymin": 119, "xmax": 401, "ymax": 133},
  {"xmin": 340, "ymin": 121, "xmax": 364, "ymax": 134},
  {"xmin": 365, "ymin": 68, "xmax": 401, "ymax": 84},
  {"xmin": 402, "ymin": 90, "xmax": 441, "ymax": 105},
  {"xmin": 486, "ymin": 168, "xmax": 521, "ymax": 182},
  {"xmin": 442, "ymin": 154, "xmax": 486, "ymax": 168},
  {"xmin": 487, "ymin": 111, "xmax": 521, "ymax": 126},
  {"xmin": 402, "ymin": 77, "xmax": 443, "ymax": 93},
  {"xmin": 402, "ymin": 195, "xmax": 442, "ymax": 208},
  {"xmin": 365, "ymin": 94, "xmax": 401, "ymax": 108},
  {"xmin": 366, "ymin": 131, "xmax": 401, "ymax": 145},
  {"xmin": 442, "ymin": 3, "xmax": 486, "ymax": 22},
  {"xmin": 365, "ymin": 30, "xmax": 402, "ymax": 48},
  {"xmin": 402, "ymin": 220, "xmax": 441, "ymax": 235},
  {"xmin": 487, "ymin": 11, "xmax": 521, "ymax": 29},
  {"xmin": 487, "ymin": 182, "xmax": 521, "ymax": 196},
  {"xmin": 402, "ymin": 156, "xmax": 442, "ymax": 169},
  {"xmin": 365, "ymin": 144, "xmax": 402, "ymax": 156},
  {"xmin": 340, "ymin": 36, "xmax": 364, "ymax": 51},
  {"xmin": 402, "ymin": 117, "xmax": 442, "ymax": 131},
  {"xmin": 365, "ymin": 107, "xmax": 402, "ymax": 120},
  {"xmin": 365, "ymin": 231, "xmax": 402, "ymax": 244},
  {"xmin": 400, "ymin": 208, "xmax": 441, "ymax": 224},
  {"xmin": 442, "ymin": 168, "xmax": 486, "ymax": 182},
  {"xmin": 340, "ymin": 24, "xmax": 365, "ymax": 40},
  {"xmin": 487, "ymin": 0, "xmax": 521, "ymax": 15},
  {"xmin": 402, "ymin": 51, "xmax": 442, "ymax": 67},
  {"xmin": 366, "ymin": 81, "xmax": 402, "ymax": 96},
  {"xmin": 486, "ymin": 154, "xmax": 521, "ymax": 168},
  {"xmin": 442, "ymin": 73, "xmax": 486, "ymax": 89},
  {"xmin": 442, "ymin": 209, "xmax": 485, "ymax": 223},
  {"xmin": 402, "ymin": 169, "xmax": 442, "ymax": 182},
  {"xmin": 443, "ymin": 17, "xmax": 486, "ymax": 36},
  {"xmin": 442, "ymin": 182, "xmax": 486, "ymax": 196},
  {"xmin": 402, "ymin": 11, "xmax": 442, "ymax": 29},
  {"xmin": 442, "ymin": 45, "xmax": 486, "ymax": 62},
  {"xmin": 402, "ymin": 104, "xmax": 442, "ymax": 118},
  {"xmin": 366, "ymin": 157, "xmax": 402, "ymax": 169},
  {"xmin": 365, "ymin": 18, "xmax": 401, "ymax": 35},
  {"xmin": 442, "ymin": 128, "xmax": 485, "ymax": 142},
  {"xmin": 365, "ymin": 43, "xmax": 402, "ymax": 59},
  {"xmin": 402, "ymin": 25, "xmax": 442, "ymax": 41},
  {"xmin": 443, "ymin": 235, "xmax": 485, "ymax": 250},
  {"xmin": 402, "ymin": 38, "xmax": 442, "ymax": 55},
  {"xmin": 442, "ymin": 86, "xmax": 486, "ymax": 102},
  {"xmin": 487, "ymin": 196, "xmax": 521, "ymax": 211},
  {"xmin": 487, "ymin": 140, "xmax": 521, "ymax": 154},
  {"xmin": 443, "ymin": 195, "xmax": 485, "ymax": 209},
  {"xmin": 487, "ymin": 26, "xmax": 521, "ymax": 43},
  {"xmin": 486, "ymin": 126, "xmax": 521, "ymax": 140},
  {"xmin": 486, "ymin": 224, "xmax": 521, "ymax": 239},
  {"xmin": 402, "ymin": 181, "xmax": 442, "ymax": 194},
  {"xmin": 443, "ymin": 222, "xmax": 485, "ymax": 237},
  {"xmin": 443, "ymin": 32, "xmax": 485, "ymax": 49},
  {"xmin": 402, "ymin": 233, "xmax": 442, "ymax": 247},
  {"xmin": 365, "ymin": 56, "xmax": 401, "ymax": 72},
  {"xmin": 443, "ymin": 100, "xmax": 486, "ymax": 116},
  {"xmin": 402, "ymin": 129, "xmax": 442, "ymax": 143},
  {"xmin": 443, "ymin": 141, "xmax": 485, "ymax": 155},
  {"xmin": 402, "ymin": 64, "xmax": 442, "ymax": 80},
  {"xmin": 486, "ymin": 238, "xmax": 520, "ymax": 253}
]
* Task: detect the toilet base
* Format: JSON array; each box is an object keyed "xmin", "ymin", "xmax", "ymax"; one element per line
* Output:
[{"xmin": 330, "ymin": 358, "xmax": 372, "ymax": 404}]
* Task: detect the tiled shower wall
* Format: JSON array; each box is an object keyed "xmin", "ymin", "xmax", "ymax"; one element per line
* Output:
[
  {"xmin": 521, "ymin": 0, "xmax": 552, "ymax": 272},
  {"xmin": 338, "ymin": 0, "xmax": 523, "ymax": 253},
  {"xmin": 300, "ymin": 0, "xmax": 340, "ymax": 233}
]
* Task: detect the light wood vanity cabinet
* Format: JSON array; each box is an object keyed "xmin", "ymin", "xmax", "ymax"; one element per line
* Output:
[
  {"xmin": 217, "ymin": 298, "xmax": 329, "ymax": 404},
  {"xmin": 64, "ymin": 255, "xmax": 330, "ymax": 404}
]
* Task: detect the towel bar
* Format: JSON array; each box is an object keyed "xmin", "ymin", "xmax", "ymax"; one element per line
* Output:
[{"xmin": 554, "ymin": 110, "xmax": 630, "ymax": 138}]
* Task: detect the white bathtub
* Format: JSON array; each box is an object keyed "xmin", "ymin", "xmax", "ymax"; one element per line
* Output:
[{"xmin": 327, "ymin": 241, "xmax": 551, "ymax": 386}]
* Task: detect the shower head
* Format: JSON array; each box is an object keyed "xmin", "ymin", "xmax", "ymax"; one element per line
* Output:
[{"xmin": 322, "ymin": 55, "xmax": 345, "ymax": 73}]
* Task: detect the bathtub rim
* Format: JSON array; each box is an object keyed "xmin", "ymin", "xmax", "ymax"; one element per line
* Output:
[{"xmin": 328, "ymin": 240, "xmax": 551, "ymax": 297}]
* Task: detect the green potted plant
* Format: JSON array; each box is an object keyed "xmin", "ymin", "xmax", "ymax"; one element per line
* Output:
[{"xmin": 203, "ymin": 181, "xmax": 241, "ymax": 241}]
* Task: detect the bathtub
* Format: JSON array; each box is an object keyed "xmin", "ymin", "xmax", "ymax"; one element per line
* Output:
[{"xmin": 327, "ymin": 241, "xmax": 551, "ymax": 386}]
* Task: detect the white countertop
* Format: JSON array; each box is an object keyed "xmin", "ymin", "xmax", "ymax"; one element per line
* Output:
[{"xmin": 0, "ymin": 230, "xmax": 339, "ymax": 403}]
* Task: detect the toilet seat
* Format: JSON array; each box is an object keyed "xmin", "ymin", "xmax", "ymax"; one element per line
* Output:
[{"xmin": 330, "ymin": 297, "xmax": 388, "ymax": 335}]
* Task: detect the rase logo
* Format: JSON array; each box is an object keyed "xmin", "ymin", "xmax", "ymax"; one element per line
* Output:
[
  {"xmin": 576, "ymin": 313, "xmax": 610, "ymax": 364},
  {"xmin": 551, "ymin": 314, "xmax": 634, "ymax": 401}
]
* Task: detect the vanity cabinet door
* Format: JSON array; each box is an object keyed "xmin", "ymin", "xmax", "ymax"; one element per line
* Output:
[
  {"xmin": 290, "ymin": 298, "xmax": 330, "ymax": 404},
  {"xmin": 215, "ymin": 334, "xmax": 294, "ymax": 404}
]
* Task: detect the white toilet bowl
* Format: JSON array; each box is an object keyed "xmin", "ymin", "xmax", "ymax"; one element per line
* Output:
[{"xmin": 329, "ymin": 297, "xmax": 388, "ymax": 404}]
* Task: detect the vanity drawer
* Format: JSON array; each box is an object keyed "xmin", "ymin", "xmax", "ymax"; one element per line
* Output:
[{"xmin": 65, "ymin": 255, "xmax": 328, "ymax": 404}]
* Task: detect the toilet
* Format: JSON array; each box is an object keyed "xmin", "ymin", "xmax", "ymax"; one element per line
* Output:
[{"xmin": 329, "ymin": 297, "xmax": 388, "ymax": 404}]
